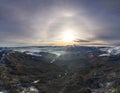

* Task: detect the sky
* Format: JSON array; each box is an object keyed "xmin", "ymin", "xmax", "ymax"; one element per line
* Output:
[{"xmin": 0, "ymin": 0, "xmax": 120, "ymax": 46}]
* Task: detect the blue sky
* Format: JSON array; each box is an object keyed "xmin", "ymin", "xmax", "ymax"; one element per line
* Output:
[{"xmin": 0, "ymin": 0, "xmax": 120, "ymax": 46}]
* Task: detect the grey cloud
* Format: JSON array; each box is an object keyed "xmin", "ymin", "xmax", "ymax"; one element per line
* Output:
[
  {"xmin": 0, "ymin": 0, "xmax": 120, "ymax": 46},
  {"xmin": 74, "ymin": 39, "xmax": 91, "ymax": 43}
]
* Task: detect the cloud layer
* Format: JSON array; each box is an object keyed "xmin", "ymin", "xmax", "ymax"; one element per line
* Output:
[{"xmin": 0, "ymin": 0, "xmax": 120, "ymax": 46}]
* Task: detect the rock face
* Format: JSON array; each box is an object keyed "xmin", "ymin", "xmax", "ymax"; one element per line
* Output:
[
  {"xmin": 0, "ymin": 46, "xmax": 119, "ymax": 93},
  {"xmin": 0, "ymin": 51, "xmax": 64, "ymax": 93}
]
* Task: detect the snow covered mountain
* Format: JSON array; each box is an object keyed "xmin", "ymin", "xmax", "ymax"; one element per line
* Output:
[
  {"xmin": 1, "ymin": 46, "xmax": 120, "ymax": 57},
  {"xmin": 100, "ymin": 46, "xmax": 120, "ymax": 56},
  {"xmin": 13, "ymin": 46, "xmax": 65, "ymax": 56}
]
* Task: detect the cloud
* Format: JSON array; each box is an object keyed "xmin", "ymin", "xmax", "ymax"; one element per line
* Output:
[
  {"xmin": 74, "ymin": 39, "xmax": 91, "ymax": 43},
  {"xmin": 0, "ymin": 0, "xmax": 120, "ymax": 46}
]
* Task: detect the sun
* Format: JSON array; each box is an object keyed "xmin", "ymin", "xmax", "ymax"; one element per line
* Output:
[{"xmin": 63, "ymin": 31, "xmax": 75, "ymax": 43}]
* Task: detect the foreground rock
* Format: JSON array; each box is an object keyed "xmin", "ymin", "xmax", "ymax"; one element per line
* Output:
[{"xmin": 0, "ymin": 49, "xmax": 119, "ymax": 93}]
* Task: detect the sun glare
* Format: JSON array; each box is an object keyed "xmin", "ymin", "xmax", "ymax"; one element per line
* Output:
[{"xmin": 63, "ymin": 31, "xmax": 75, "ymax": 43}]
